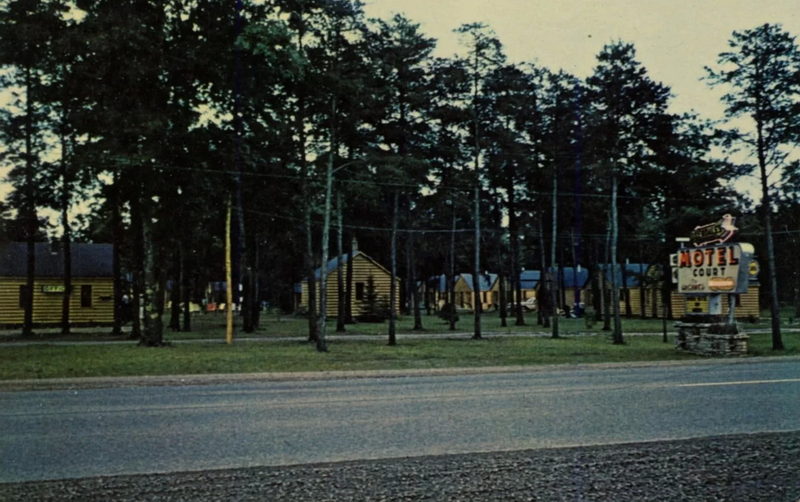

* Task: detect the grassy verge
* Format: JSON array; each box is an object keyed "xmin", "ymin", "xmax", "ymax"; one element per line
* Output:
[
  {"xmin": 1, "ymin": 332, "xmax": 797, "ymax": 381},
  {"xmin": 5, "ymin": 310, "xmax": 792, "ymax": 343}
]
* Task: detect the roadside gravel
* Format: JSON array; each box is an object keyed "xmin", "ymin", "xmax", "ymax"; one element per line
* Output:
[{"xmin": 3, "ymin": 431, "xmax": 799, "ymax": 501}]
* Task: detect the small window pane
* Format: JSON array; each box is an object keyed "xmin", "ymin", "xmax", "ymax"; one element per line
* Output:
[
  {"xmin": 19, "ymin": 285, "xmax": 29, "ymax": 309},
  {"xmin": 81, "ymin": 285, "xmax": 92, "ymax": 307}
]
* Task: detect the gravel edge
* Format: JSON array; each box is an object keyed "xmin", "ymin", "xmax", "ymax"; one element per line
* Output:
[{"xmin": 2, "ymin": 431, "xmax": 799, "ymax": 501}]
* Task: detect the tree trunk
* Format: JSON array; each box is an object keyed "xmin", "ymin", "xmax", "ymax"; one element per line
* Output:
[
  {"xmin": 508, "ymin": 181, "xmax": 524, "ymax": 326},
  {"xmin": 225, "ymin": 195, "xmax": 234, "ymax": 344},
  {"xmin": 317, "ymin": 100, "xmax": 336, "ymax": 353},
  {"xmin": 550, "ymin": 170, "xmax": 560, "ymax": 338},
  {"xmin": 60, "ymin": 131, "xmax": 71, "ymax": 337},
  {"xmin": 294, "ymin": 9, "xmax": 318, "ymax": 342},
  {"xmin": 602, "ymin": 214, "xmax": 611, "ymax": 331},
  {"xmin": 111, "ymin": 171, "xmax": 124, "ymax": 337},
  {"xmin": 793, "ymin": 266, "xmax": 800, "ymax": 320},
  {"xmin": 345, "ymin": 235, "xmax": 354, "ymax": 324},
  {"xmin": 570, "ymin": 231, "xmax": 580, "ymax": 314},
  {"xmin": 169, "ymin": 249, "xmax": 180, "ymax": 331},
  {"xmin": 610, "ymin": 174, "xmax": 624, "ymax": 344},
  {"xmin": 410, "ymin": 231, "xmax": 423, "ymax": 330},
  {"xmin": 22, "ymin": 67, "xmax": 35, "ymax": 337},
  {"xmin": 130, "ymin": 193, "xmax": 144, "ymax": 340},
  {"xmin": 538, "ymin": 216, "xmax": 548, "ymax": 328},
  {"xmin": 336, "ymin": 192, "xmax": 346, "ymax": 333},
  {"xmin": 305, "ymin": 209, "xmax": 318, "ymax": 342},
  {"xmin": 622, "ymin": 261, "xmax": 632, "ymax": 317},
  {"xmin": 181, "ymin": 244, "xmax": 191, "ymax": 332},
  {"xmin": 252, "ymin": 238, "xmax": 261, "ymax": 330},
  {"xmin": 756, "ymin": 117, "xmax": 784, "ymax": 350},
  {"xmin": 449, "ymin": 208, "xmax": 457, "ymax": 331},
  {"xmin": 388, "ymin": 191, "xmax": 399, "ymax": 346},
  {"xmin": 499, "ymin": 272, "xmax": 507, "ymax": 327},
  {"xmin": 472, "ymin": 185, "xmax": 482, "ymax": 340},
  {"xmin": 404, "ymin": 230, "xmax": 412, "ymax": 316},
  {"xmin": 140, "ymin": 198, "xmax": 164, "ymax": 347}
]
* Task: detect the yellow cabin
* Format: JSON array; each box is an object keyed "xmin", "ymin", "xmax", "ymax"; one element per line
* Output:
[
  {"xmin": 453, "ymin": 273, "xmax": 500, "ymax": 312},
  {"xmin": 426, "ymin": 273, "xmax": 502, "ymax": 312},
  {"xmin": 295, "ymin": 250, "xmax": 400, "ymax": 318},
  {"xmin": 519, "ymin": 270, "xmax": 541, "ymax": 302},
  {"xmin": 643, "ymin": 286, "xmax": 760, "ymax": 320},
  {"xmin": 0, "ymin": 242, "xmax": 114, "ymax": 326},
  {"xmin": 584, "ymin": 263, "xmax": 761, "ymax": 321}
]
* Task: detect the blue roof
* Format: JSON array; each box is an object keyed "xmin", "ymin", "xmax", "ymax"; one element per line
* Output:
[
  {"xmin": 600, "ymin": 263, "xmax": 648, "ymax": 287},
  {"xmin": 555, "ymin": 266, "xmax": 590, "ymax": 288},
  {"xmin": 459, "ymin": 273, "xmax": 498, "ymax": 291},
  {"xmin": 520, "ymin": 270, "xmax": 541, "ymax": 290}
]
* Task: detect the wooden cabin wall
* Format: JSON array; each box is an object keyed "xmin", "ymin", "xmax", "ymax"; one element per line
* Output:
[
  {"xmin": 0, "ymin": 277, "xmax": 114, "ymax": 325},
  {"xmin": 582, "ymin": 284, "xmax": 760, "ymax": 321},
  {"xmin": 453, "ymin": 277, "xmax": 499, "ymax": 312},
  {"xmin": 298, "ymin": 254, "xmax": 400, "ymax": 317}
]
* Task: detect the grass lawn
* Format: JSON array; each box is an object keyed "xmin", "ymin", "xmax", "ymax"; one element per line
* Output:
[
  {"xmin": 2, "ymin": 309, "xmax": 796, "ymax": 343},
  {"xmin": 1, "ymin": 329, "xmax": 797, "ymax": 381},
  {"xmin": 138, "ymin": 310, "xmax": 800, "ymax": 344}
]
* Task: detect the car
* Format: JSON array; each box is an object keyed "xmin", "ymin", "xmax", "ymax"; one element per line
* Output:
[{"xmin": 509, "ymin": 296, "xmax": 537, "ymax": 311}]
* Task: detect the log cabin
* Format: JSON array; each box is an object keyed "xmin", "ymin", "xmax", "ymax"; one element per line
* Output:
[
  {"xmin": 0, "ymin": 242, "xmax": 114, "ymax": 326},
  {"xmin": 294, "ymin": 250, "xmax": 400, "ymax": 318}
]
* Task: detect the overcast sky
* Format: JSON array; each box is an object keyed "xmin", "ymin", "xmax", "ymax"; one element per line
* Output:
[{"xmin": 362, "ymin": 0, "xmax": 800, "ymax": 121}]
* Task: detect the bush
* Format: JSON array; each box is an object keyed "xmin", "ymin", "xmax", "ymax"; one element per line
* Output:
[
  {"xmin": 356, "ymin": 276, "xmax": 391, "ymax": 322},
  {"xmin": 437, "ymin": 303, "xmax": 459, "ymax": 323}
]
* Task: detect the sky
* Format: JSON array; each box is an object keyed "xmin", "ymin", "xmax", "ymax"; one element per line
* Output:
[
  {"xmin": 361, "ymin": 0, "xmax": 800, "ymax": 202},
  {"xmin": 362, "ymin": 0, "xmax": 800, "ymax": 121},
  {"xmin": 3, "ymin": 1, "xmax": 800, "ymax": 213}
]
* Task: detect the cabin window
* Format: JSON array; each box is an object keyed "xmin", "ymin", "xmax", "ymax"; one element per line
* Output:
[
  {"xmin": 355, "ymin": 282, "xmax": 365, "ymax": 301},
  {"xmin": 18, "ymin": 285, "xmax": 29, "ymax": 309},
  {"xmin": 81, "ymin": 285, "xmax": 92, "ymax": 308}
]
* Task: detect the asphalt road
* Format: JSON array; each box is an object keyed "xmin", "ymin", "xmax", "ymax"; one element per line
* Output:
[{"xmin": 1, "ymin": 359, "xmax": 799, "ymax": 483}]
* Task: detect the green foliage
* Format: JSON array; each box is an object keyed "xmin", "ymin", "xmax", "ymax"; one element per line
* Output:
[
  {"xmin": 437, "ymin": 303, "xmax": 459, "ymax": 324},
  {"xmin": 356, "ymin": 276, "xmax": 390, "ymax": 322}
]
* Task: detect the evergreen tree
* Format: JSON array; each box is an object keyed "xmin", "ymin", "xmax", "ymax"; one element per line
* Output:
[
  {"xmin": 0, "ymin": 0, "xmax": 67, "ymax": 336},
  {"xmin": 586, "ymin": 42, "xmax": 671, "ymax": 344},
  {"xmin": 367, "ymin": 14, "xmax": 436, "ymax": 344},
  {"xmin": 455, "ymin": 22, "xmax": 506, "ymax": 340},
  {"xmin": 705, "ymin": 23, "xmax": 800, "ymax": 350}
]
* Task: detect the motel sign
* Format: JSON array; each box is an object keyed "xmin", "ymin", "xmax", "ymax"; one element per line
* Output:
[{"xmin": 674, "ymin": 243, "xmax": 754, "ymax": 295}]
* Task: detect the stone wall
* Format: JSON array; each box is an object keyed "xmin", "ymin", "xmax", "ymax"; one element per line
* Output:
[{"xmin": 675, "ymin": 322, "xmax": 748, "ymax": 356}]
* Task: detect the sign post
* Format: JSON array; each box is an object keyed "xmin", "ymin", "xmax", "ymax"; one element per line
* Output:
[{"xmin": 673, "ymin": 216, "xmax": 752, "ymax": 356}]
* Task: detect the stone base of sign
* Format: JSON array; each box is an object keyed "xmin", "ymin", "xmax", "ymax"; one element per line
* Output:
[{"xmin": 675, "ymin": 321, "xmax": 748, "ymax": 356}]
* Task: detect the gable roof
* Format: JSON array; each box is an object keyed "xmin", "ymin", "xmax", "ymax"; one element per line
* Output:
[
  {"xmin": 458, "ymin": 273, "xmax": 498, "ymax": 292},
  {"xmin": 315, "ymin": 250, "xmax": 358, "ymax": 280},
  {"xmin": 555, "ymin": 266, "xmax": 591, "ymax": 289},
  {"xmin": 0, "ymin": 242, "xmax": 113, "ymax": 277},
  {"xmin": 312, "ymin": 250, "xmax": 393, "ymax": 281},
  {"xmin": 519, "ymin": 270, "xmax": 541, "ymax": 290},
  {"xmin": 599, "ymin": 263, "xmax": 649, "ymax": 288},
  {"xmin": 432, "ymin": 274, "xmax": 447, "ymax": 292}
]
